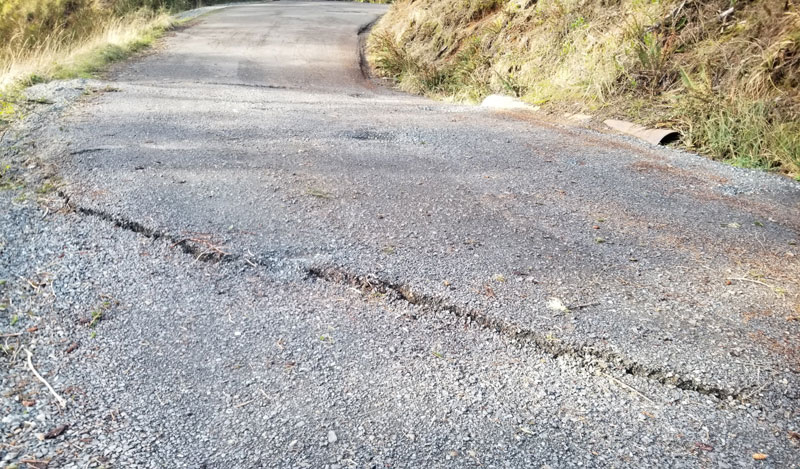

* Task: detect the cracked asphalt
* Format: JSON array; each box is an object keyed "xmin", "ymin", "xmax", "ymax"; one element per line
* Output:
[{"xmin": 2, "ymin": 1, "xmax": 800, "ymax": 467}]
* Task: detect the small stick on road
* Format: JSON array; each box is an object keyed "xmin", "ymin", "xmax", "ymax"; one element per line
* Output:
[
  {"xmin": 570, "ymin": 302, "xmax": 600, "ymax": 310},
  {"xmin": 25, "ymin": 348, "xmax": 67, "ymax": 408},
  {"xmin": 605, "ymin": 374, "xmax": 656, "ymax": 405},
  {"xmin": 726, "ymin": 277, "xmax": 781, "ymax": 296},
  {"xmin": 234, "ymin": 398, "xmax": 255, "ymax": 408},
  {"xmin": 741, "ymin": 380, "xmax": 771, "ymax": 402}
]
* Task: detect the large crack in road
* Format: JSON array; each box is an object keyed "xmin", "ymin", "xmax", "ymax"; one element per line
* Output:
[{"xmin": 69, "ymin": 194, "xmax": 753, "ymax": 402}]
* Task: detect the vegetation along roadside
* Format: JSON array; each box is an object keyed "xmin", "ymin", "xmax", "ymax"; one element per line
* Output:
[
  {"xmin": 0, "ymin": 0, "xmax": 222, "ymax": 127},
  {"xmin": 368, "ymin": 0, "xmax": 800, "ymax": 178}
]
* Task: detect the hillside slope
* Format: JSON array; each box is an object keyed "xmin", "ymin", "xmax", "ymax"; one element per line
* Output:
[{"xmin": 368, "ymin": 0, "xmax": 800, "ymax": 177}]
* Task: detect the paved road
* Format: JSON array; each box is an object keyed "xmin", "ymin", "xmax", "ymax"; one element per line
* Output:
[{"xmin": 3, "ymin": 1, "xmax": 800, "ymax": 467}]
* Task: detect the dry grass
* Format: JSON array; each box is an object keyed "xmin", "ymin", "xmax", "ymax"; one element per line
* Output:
[
  {"xmin": 369, "ymin": 0, "xmax": 800, "ymax": 177},
  {"xmin": 0, "ymin": 0, "xmax": 196, "ymax": 123},
  {"xmin": 0, "ymin": 10, "xmax": 173, "ymax": 91}
]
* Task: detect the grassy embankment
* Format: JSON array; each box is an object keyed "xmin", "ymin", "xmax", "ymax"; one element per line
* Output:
[
  {"xmin": 368, "ymin": 0, "xmax": 800, "ymax": 178},
  {"xmin": 0, "ymin": 0, "xmax": 209, "ymax": 126}
]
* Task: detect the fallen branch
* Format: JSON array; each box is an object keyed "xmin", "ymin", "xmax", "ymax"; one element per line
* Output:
[{"xmin": 25, "ymin": 348, "xmax": 67, "ymax": 408}]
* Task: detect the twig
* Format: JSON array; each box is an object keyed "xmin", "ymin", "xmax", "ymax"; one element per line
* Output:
[
  {"xmin": 571, "ymin": 302, "xmax": 600, "ymax": 310},
  {"xmin": 727, "ymin": 277, "xmax": 771, "ymax": 287},
  {"xmin": 25, "ymin": 347, "xmax": 67, "ymax": 408},
  {"xmin": 605, "ymin": 374, "xmax": 656, "ymax": 405},
  {"xmin": 726, "ymin": 277, "xmax": 780, "ymax": 296},
  {"xmin": 0, "ymin": 332, "xmax": 23, "ymax": 338},
  {"xmin": 234, "ymin": 398, "xmax": 255, "ymax": 408},
  {"xmin": 741, "ymin": 380, "xmax": 771, "ymax": 401}
]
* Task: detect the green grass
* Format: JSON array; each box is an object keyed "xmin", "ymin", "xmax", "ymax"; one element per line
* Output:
[
  {"xmin": 51, "ymin": 25, "xmax": 166, "ymax": 80},
  {"xmin": 678, "ymin": 97, "xmax": 800, "ymax": 175},
  {"xmin": 0, "ymin": 163, "xmax": 18, "ymax": 190},
  {"xmin": 1, "ymin": 3, "xmax": 179, "ymax": 95}
]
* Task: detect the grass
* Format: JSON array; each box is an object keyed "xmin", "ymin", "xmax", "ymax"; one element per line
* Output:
[
  {"xmin": 1, "ymin": 10, "xmax": 173, "ymax": 93},
  {"xmin": 0, "ymin": 0, "xmax": 199, "ymax": 121},
  {"xmin": 306, "ymin": 187, "xmax": 333, "ymax": 199},
  {"xmin": 88, "ymin": 299, "xmax": 114, "ymax": 328},
  {"xmin": 368, "ymin": 0, "xmax": 800, "ymax": 178}
]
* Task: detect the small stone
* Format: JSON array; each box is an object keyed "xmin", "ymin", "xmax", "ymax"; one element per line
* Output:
[
  {"xmin": 327, "ymin": 430, "xmax": 338, "ymax": 444},
  {"xmin": 35, "ymin": 432, "xmax": 46, "ymax": 441}
]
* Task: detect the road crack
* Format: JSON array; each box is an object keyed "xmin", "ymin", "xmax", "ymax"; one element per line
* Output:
[
  {"xmin": 60, "ymin": 193, "xmax": 235, "ymax": 263},
  {"xmin": 307, "ymin": 264, "xmax": 748, "ymax": 403},
  {"xmin": 58, "ymin": 190, "xmax": 750, "ymax": 404}
]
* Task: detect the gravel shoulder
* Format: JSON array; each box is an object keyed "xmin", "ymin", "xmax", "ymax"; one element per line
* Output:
[{"xmin": 2, "ymin": 2, "xmax": 799, "ymax": 468}]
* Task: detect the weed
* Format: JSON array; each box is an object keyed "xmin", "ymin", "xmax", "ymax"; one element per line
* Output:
[
  {"xmin": 0, "ymin": 100, "xmax": 15, "ymax": 123},
  {"xmin": 9, "ymin": 314, "xmax": 18, "ymax": 326},
  {"xmin": 36, "ymin": 181, "xmax": 58, "ymax": 195},
  {"xmin": 306, "ymin": 188, "xmax": 333, "ymax": 199},
  {"xmin": 679, "ymin": 96, "xmax": 800, "ymax": 174},
  {"xmin": 88, "ymin": 300, "xmax": 112, "ymax": 328},
  {"xmin": 0, "ymin": 163, "xmax": 18, "ymax": 190}
]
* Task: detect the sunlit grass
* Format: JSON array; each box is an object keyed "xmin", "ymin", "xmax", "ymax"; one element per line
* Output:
[
  {"xmin": 0, "ymin": 10, "xmax": 173, "ymax": 92},
  {"xmin": 368, "ymin": 0, "xmax": 800, "ymax": 177}
]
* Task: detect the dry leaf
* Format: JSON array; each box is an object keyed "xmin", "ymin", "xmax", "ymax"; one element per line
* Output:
[
  {"xmin": 44, "ymin": 424, "xmax": 68, "ymax": 439},
  {"xmin": 752, "ymin": 453, "xmax": 768, "ymax": 460},
  {"xmin": 694, "ymin": 442, "xmax": 713, "ymax": 452},
  {"xmin": 547, "ymin": 297, "xmax": 569, "ymax": 313}
]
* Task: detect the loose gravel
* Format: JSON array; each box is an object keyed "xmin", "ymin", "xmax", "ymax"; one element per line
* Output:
[{"xmin": 2, "ymin": 2, "xmax": 799, "ymax": 467}]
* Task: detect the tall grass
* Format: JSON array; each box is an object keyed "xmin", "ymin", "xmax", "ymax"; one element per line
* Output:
[
  {"xmin": 0, "ymin": 10, "xmax": 173, "ymax": 91},
  {"xmin": 0, "ymin": 0, "xmax": 201, "ymax": 124},
  {"xmin": 369, "ymin": 0, "xmax": 800, "ymax": 178},
  {"xmin": 0, "ymin": 0, "xmax": 221, "ymax": 96}
]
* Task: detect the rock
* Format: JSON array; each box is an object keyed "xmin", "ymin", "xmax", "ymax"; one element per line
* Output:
[{"xmin": 327, "ymin": 430, "xmax": 338, "ymax": 444}]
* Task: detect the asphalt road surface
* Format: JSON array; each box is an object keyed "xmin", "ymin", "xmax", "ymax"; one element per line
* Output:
[{"xmin": 2, "ymin": 1, "xmax": 800, "ymax": 467}]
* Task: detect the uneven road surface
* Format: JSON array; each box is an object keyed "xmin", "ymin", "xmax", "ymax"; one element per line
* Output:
[{"xmin": 2, "ymin": 1, "xmax": 800, "ymax": 467}]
